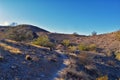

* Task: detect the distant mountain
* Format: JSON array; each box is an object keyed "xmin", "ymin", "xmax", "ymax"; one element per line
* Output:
[
  {"xmin": 0, "ymin": 24, "xmax": 49, "ymax": 33},
  {"xmin": 16, "ymin": 24, "xmax": 49, "ymax": 33},
  {"xmin": 0, "ymin": 24, "xmax": 49, "ymax": 40}
]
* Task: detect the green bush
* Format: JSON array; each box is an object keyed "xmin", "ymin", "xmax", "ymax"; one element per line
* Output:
[
  {"xmin": 77, "ymin": 44, "xmax": 87, "ymax": 51},
  {"xmin": 62, "ymin": 39, "xmax": 70, "ymax": 47},
  {"xmin": 68, "ymin": 46, "xmax": 76, "ymax": 52},
  {"xmin": 32, "ymin": 35, "xmax": 55, "ymax": 50},
  {"xmin": 88, "ymin": 44, "xmax": 96, "ymax": 51},
  {"xmin": 32, "ymin": 35, "xmax": 50, "ymax": 47},
  {"xmin": 77, "ymin": 44, "xmax": 96, "ymax": 51}
]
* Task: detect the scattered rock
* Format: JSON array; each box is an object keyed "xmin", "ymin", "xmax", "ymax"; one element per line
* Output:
[
  {"xmin": 50, "ymin": 58, "xmax": 57, "ymax": 62},
  {"xmin": 25, "ymin": 55, "xmax": 32, "ymax": 60},
  {"xmin": 11, "ymin": 65, "xmax": 17, "ymax": 69},
  {"xmin": 0, "ymin": 55, "xmax": 4, "ymax": 61},
  {"xmin": 32, "ymin": 56, "xmax": 39, "ymax": 61},
  {"xmin": 40, "ymin": 74, "xmax": 45, "ymax": 77}
]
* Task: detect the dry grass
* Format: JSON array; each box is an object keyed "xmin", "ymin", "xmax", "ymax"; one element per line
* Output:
[
  {"xmin": 96, "ymin": 75, "xmax": 108, "ymax": 80},
  {"xmin": 4, "ymin": 39, "xmax": 18, "ymax": 44},
  {"xmin": 0, "ymin": 42, "xmax": 21, "ymax": 54},
  {"xmin": 115, "ymin": 52, "xmax": 120, "ymax": 61}
]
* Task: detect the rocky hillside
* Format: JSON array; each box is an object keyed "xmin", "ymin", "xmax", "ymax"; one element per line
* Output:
[
  {"xmin": 0, "ymin": 24, "xmax": 120, "ymax": 80},
  {"xmin": 0, "ymin": 24, "xmax": 49, "ymax": 40},
  {"xmin": 0, "ymin": 39, "xmax": 63, "ymax": 80}
]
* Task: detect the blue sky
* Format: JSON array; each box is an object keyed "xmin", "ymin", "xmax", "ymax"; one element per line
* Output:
[{"xmin": 0, "ymin": 0, "xmax": 120, "ymax": 35}]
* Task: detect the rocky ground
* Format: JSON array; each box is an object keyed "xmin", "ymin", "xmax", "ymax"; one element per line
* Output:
[
  {"xmin": 0, "ymin": 39, "xmax": 63, "ymax": 80},
  {"xmin": 1, "ymin": 38, "xmax": 120, "ymax": 80},
  {"xmin": 55, "ymin": 51, "xmax": 120, "ymax": 80}
]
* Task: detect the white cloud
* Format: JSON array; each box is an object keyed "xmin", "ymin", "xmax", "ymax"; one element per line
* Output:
[{"xmin": 1, "ymin": 21, "xmax": 9, "ymax": 26}]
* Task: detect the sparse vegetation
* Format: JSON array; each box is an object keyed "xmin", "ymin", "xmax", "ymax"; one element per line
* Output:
[
  {"xmin": 62, "ymin": 39, "xmax": 70, "ymax": 49},
  {"xmin": 32, "ymin": 35, "xmax": 54, "ymax": 47},
  {"xmin": 1, "ymin": 24, "xmax": 120, "ymax": 80},
  {"xmin": 88, "ymin": 44, "xmax": 97, "ymax": 51},
  {"xmin": 68, "ymin": 46, "xmax": 77, "ymax": 53},
  {"xmin": 77, "ymin": 44, "xmax": 96, "ymax": 51},
  {"xmin": 7, "ymin": 26, "xmax": 36, "ymax": 41},
  {"xmin": 77, "ymin": 44, "xmax": 87, "ymax": 51}
]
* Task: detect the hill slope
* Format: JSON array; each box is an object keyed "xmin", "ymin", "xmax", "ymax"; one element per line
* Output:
[{"xmin": 0, "ymin": 24, "xmax": 120, "ymax": 80}]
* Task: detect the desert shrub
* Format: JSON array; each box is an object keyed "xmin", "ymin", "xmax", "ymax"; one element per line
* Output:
[
  {"xmin": 77, "ymin": 44, "xmax": 87, "ymax": 51},
  {"xmin": 96, "ymin": 75, "xmax": 108, "ymax": 80},
  {"xmin": 77, "ymin": 44, "xmax": 96, "ymax": 51},
  {"xmin": 32, "ymin": 35, "xmax": 50, "ymax": 47},
  {"xmin": 88, "ymin": 44, "xmax": 96, "ymax": 51},
  {"xmin": 32, "ymin": 35, "xmax": 55, "ymax": 50},
  {"xmin": 92, "ymin": 31, "xmax": 97, "ymax": 36},
  {"xmin": 115, "ymin": 52, "xmax": 120, "ymax": 61},
  {"xmin": 62, "ymin": 39, "xmax": 70, "ymax": 47},
  {"xmin": 72, "ymin": 32, "xmax": 79, "ymax": 36},
  {"xmin": 68, "ymin": 46, "xmax": 77, "ymax": 53}
]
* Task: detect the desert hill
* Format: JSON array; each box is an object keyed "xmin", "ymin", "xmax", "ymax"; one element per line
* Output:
[{"xmin": 0, "ymin": 24, "xmax": 120, "ymax": 80}]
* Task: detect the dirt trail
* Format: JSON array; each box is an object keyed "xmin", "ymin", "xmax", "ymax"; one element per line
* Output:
[{"xmin": 52, "ymin": 51, "xmax": 69, "ymax": 80}]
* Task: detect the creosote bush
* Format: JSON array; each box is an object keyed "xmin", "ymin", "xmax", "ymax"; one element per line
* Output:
[
  {"xmin": 77, "ymin": 44, "xmax": 87, "ymax": 51},
  {"xmin": 32, "ymin": 35, "xmax": 55, "ymax": 49},
  {"xmin": 62, "ymin": 39, "xmax": 70, "ymax": 47},
  {"xmin": 77, "ymin": 44, "xmax": 96, "ymax": 51},
  {"xmin": 88, "ymin": 44, "xmax": 96, "ymax": 51},
  {"xmin": 68, "ymin": 46, "xmax": 77, "ymax": 53}
]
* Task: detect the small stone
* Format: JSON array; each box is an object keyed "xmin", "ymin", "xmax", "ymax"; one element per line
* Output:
[
  {"xmin": 46, "ymin": 53, "xmax": 49, "ymax": 55},
  {"xmin": 0, "ymin": 56, "xmax": 4, "ymax": 61},
  {"xmin": 25, "ymin": 55, "xmax": 32, "ymax": 60},
  {"xmin": 40, "ymin": 74, "xmax": 45, "ymax": 77},
  {"xmin": 32, "ymin": 56, "xmax": 39, "ymax": 61},
  {"xmin": 11, "ymin": 65, "xmax": 17, "ymax": 69},
  {"xmin": 50, "ymin": 58, "xmax": 57, "ymax": 62}
]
